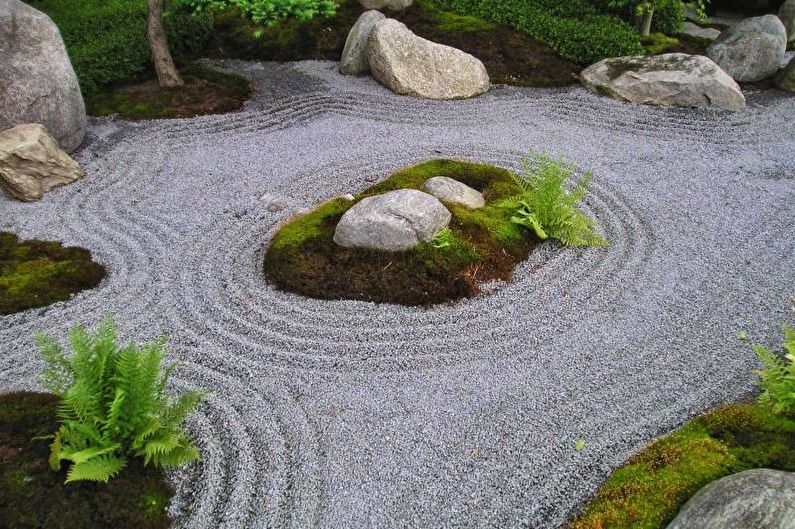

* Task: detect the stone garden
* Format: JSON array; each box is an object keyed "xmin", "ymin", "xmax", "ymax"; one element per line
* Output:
[{"xmin": 1, "ymin": 0, "xmax": 794, "ymax": 527}]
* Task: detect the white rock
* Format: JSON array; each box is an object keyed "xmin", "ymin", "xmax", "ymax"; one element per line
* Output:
[
  {"xmin": 359, "ymin": 0, "xmax": 412, "ymax": 10},
  {"xmin": 340, "ymin": 10, "xmax": 386, "ymax": 75},
  {"xmin": 680, "ymin": 21, "xmax": 721, "ymax": 41},
  {"xmin": 707, "ymin": 15, "xmax": 787, "ymax": 82},
  {"xmin": 422, "ymin": 176, "xmax": 485, "ymax": 209}
]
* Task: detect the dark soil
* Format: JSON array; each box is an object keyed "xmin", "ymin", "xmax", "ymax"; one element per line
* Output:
[
  {"xmin": 263, "ymin": 160, "xmax": 539, "ymax": 306},
  {"xmin": 0, "ymin": 392, "xmax": 173, "ymax": 529},
  {"xmin": 87, "ymin": 64, "xmax": 251, "ymax": 120},
  {"xmin": 207, "ymin": 0, "xmax": 581, "ymax": 87},
  {"xmin": 0, "ymin": 232, "xmax": 106, "ymax": 315}
]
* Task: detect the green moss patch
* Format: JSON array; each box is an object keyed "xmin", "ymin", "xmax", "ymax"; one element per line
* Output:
[
  {"xmin": 570, "ymin": 403, "xmax": 795, "ymax": 529},
  {"xmin": 87, "ymin": 65, "xmax": 251, "ymax": 120},
  {"xmin": 641, "ymin": 33, "xmax": 680, "ymax": 56},
  {"xmin": 263, "ymin": 159, "xmax": 539, "ymax": 306},
  {"xmin": 0, "ymin": 233, "xmax": 106, "ymax": 315},
  {"xmin": 0, "ymin": 392, "xmax": 173, "ymax": 529},
  {"xmin": 207, "ymin": 0, "xmax": 581, "ymax": 88}
]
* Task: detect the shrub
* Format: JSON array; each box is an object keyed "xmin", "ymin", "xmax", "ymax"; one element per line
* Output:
[
  {"xmin": 753, "ymin": 325, "xmax": 795, "ymax": 415},
  {"xmin": 510, "ymin": 154, "xmax": 607, "ymax": 247},
  {"xmin": 36, "ymin": 316, "xmax": 204, "ymax": 483},
  {"xmin": 586, "ymin": 0, "xmax": 685, "ymax": 35},
  {"xmin": 28, "ymin": 0, "xmax": 212, "ymax": 97},
  {"xmin": 426, "ymin": 0, "xmax": 644, "ymax": 64}
]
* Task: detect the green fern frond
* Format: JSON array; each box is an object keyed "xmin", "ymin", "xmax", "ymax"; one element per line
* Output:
[
  {"xmin": 753, "ymin": 326, "xmax": 795, "ymax": 415},
  {"xmin": 65, "ymin": 454, "xmax": 127, "ymax": 483},
  {"xmin": 61, "ymin": 443, "xmax": 121, "ymax": 465},
  {"xmin": 154, "ymin": 440, "xmax": 201, "ymax": 468},
  {"xmin": 49, "ymin": 430, "xmax": 63, "ymax": 471},
  {"xmin": 161, "ymin": 390, "xmax": 205, "ymax": 431},
  {"xmin": 35, "ymin": 332, "xmax": 74, "ymax": 395}
]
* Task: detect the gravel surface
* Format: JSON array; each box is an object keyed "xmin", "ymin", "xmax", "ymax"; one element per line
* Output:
[{"xmin": 1, "ymin": 60, "xmax": 794, "ymax": 529}]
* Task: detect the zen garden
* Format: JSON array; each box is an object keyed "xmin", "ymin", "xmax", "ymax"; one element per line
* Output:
[{"xmin": 1, "ymin": 0, "xmax": 794, "ymax": 527}]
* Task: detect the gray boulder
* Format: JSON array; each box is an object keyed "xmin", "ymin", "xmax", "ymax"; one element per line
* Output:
[
  {"xmin": 580, "ymin": 54, "xmax": 745, "ymax": 111},
  {"xmin": 334, "ymin": 189, "xmax": 451, "ymax": 251},
  {"xmin": 775, "ymin": 55, "xmax": 795, "ymax": 92},
  {"xmin": 422, "ymin": 177, "xmax": 485, "ymax": 209},
  {"xmin": 367, "ymin": 19, "xmax": 490, "ymax": 100},
  {"xmin": 359, "ymin": 0, "xmax": 412, "ymax": 10},
  {"xmin": 666, "ymin": 469, "xmax": 795, "ymax": 529},
  {"xmin": 780, "ymin": 0, "xmax": 795, "ymax": 43},
  {"xmin": 340, "ymin": 10, "xmax": 386, "ymax": 75},
  {"xmin": 706, "ymin": 15, "xmax": 787, "ymax": 82},
  {"xmin": 0, "ymin": 124, "xmax": 85, "ymax": 202},
  {"xmin": 0, "ymin": 0, "xmax": 86, "ymax": 153},
  {"xmin": 680, "ymin": 21, "xmax": 721, "ymax": 41}
]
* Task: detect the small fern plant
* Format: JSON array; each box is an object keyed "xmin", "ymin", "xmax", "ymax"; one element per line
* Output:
[
  {"xmin": 510, "ymin": 153, "xmax": 607, "ymax": 247},
  {"xmin": 36, "ymin": 316, "xmax": 205, "ymax": 483},
  {"xmin": 752, "ymin": 325, "xmax": 795, "ymax": 415}
]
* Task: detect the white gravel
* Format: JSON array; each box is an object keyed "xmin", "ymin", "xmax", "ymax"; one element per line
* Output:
[{"xmin": 1, "ymin": 60, "xmax": 794, "ymax": 529}]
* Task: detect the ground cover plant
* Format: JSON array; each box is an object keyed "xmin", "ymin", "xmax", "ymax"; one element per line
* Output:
[
  {"xmin": 207, "ymin": 0, "xmax": 582, "ymax": 86},
  {"xmin": 0, "ymin": 232, "xmax": 106, "ymax": 315},
  {"xmin": 264, "ymin": 155, "xmax": 603, "ymax": 305},
  {"xmin": 87, "ymin": 64, "xmax": 252, "ymax": 120},
  {"xmin": 570, "ymin": 325, "xmax": 795, "ymax": 529},
  {"xmin": 37, "ymin": 316, "xmax": 204, "ymax": 483},
  {"xmin": 0, "ymin": 392, "xmax": 173, "ymax": 529}
]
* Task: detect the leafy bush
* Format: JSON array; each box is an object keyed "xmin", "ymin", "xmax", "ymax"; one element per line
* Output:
[
  {"xmin": 753, "ymin": 325, "xmax": 795, "ymax": 415},
  {"xmin": 36, "ymin": 316, "xmax": 204, "ymax": 483},
  {"xmin": 189, "ymin": 0, "xmax": 337, "ymax": 26},
  {"xmin": 510, "ymin": 153, "xmax": 607, "ymax": 247},
  {"xmin": 426, "ymin": 0, "xmax": 644, "ymax": 64},
  {"xmin": 29, "ymin": 0, "xmax": 212, "ymax": 97},
  {"xmin": 586, "ymin": 0, "xmax": 685, "ymax": 35}
]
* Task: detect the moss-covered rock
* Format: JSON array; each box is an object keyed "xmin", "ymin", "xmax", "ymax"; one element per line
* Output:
[
  {"xmin": 0, "ymin": 392, "xmax": 173, "ymax": 529},
  {"xmin": 0, "ymin": 232, "xmax": 106, "ymax": 315},
  {"xmin": 570, "ymin": 403, "xmax": 795, "ymax": 529},
  {"xmin": 263, "ymin": 159, "xmax": 539, "ymax": 306}
]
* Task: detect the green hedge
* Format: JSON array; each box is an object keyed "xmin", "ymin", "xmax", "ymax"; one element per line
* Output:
[
  {"xmin": 585, "ymin": 0, "xmax": 685, "ymax": 35},
  {"xmin": 427, "ymin": 0, "xmax": 644, "ymax": 64},
  {"xmin": 29, "ymin": 0, "xmax": 212, "ymax": 97}
]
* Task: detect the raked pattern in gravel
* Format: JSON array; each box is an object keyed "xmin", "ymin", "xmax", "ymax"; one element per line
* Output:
[{"xmin": 1, "ymin": 60, "xmax": 794, "ymax": 529}]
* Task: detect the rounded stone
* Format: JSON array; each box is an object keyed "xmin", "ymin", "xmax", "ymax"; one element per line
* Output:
[
  {"xmin": 706, "ymin": 15, "xmax": 787, "ymax": 82},
  {"xmin": 780, "ymin": 0, "xmax": 795, "ymax": 43},
  {"xmin": 340, "ymin": 10, "xmax": 386, "ymax": 75},
  {"xmin": 422, "ymin": 176, "xmax": 485, "ymax": 209},
  {"xmin": 359, "ymin": 0, "xmax": 413, "ymax": 10},
  {"xmin": 333, "ymin": 189, "xmax": 451, "ymax": 251}
]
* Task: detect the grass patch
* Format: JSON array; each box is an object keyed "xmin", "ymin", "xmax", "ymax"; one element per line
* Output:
[
  {"xmin": 87, "ymin": 64, "xmax": 251, "ymax": 120},
  {"xmin": 0, "ymin": 391, "xmax": 173, "ymax": 529},
  {"xmin": 207, "ymin": 0, "xmax": 581, "ymax": 87},
  {"xmin": 263, "ymin": 159, "xmax": 539, "ymax": 306},
  {"xmin": 570, "ymin": 403, "xmax": 795, "ymax": 529},
  {"xmin": 0, "ymin": 233, "xmax": 106, "ymax": 315},
  {"xmin": 642, "ymin": 33, "xmax": 680, "ymax": 55}
]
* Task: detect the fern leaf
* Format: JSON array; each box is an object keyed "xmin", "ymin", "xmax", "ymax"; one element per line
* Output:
[
  {"xmin": 49, "ymin": 430, "xmax": 63, "ymax": 471},
  {"xmin": 65, "ymin": 454, "xmax": 127, "ymax": 483},
  {"xmin": 35, "ymin": 332, "xmax": 74, "ymax": 395},
  {"xmin": 62, "ymin": 443, "xmax": 121, "ymax": 465}
]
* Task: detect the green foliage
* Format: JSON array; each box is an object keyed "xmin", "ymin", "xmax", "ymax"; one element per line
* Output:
[
  {"xmin": 571, "ymin": 403, "xmax": 795, "ymax": 529},
  {"xmin": 510, "ymin": 154, "xmax": 607, "ymax": 247},
  {"xmin": 431, "ymin": 228, "xmax": 454, "ymax": 249},
  {"xmin": 641, "ymin": 32, "xmax": 679, "ymax": 54},
  {"xmin": 425, "ymin": 0, "xmax": 644, "ymax": 64},
  {"xmin": 29, "ymin": 0, "xmax": 212, "ymax": 97},
  {"xmin": 36, "ymin": 317, "xmax": 204, "ymax": 483},
  {"xmin": 188, "ymin": 0, "xmax": 337, "ymax": 26},
  {"xmin": 753, "ymin": 326, "xmax": 795, "ymax": 415},
  {"xmin": 587, "ymin": 0, "xmax": 685, "ymax": 35}
]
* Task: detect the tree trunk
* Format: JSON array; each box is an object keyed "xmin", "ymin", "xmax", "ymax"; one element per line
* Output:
[
  {"xmin": 639, "ymin": 5, "xmax": 654, "ymax": 37},
  {"xmin": 147, "ymin": 0, "xmax": 183, "ymax": 87}
]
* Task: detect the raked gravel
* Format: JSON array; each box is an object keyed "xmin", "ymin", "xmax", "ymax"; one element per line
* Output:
[{"xmin": 1, "ymin": 60, "xmax": 794, "ymax": 529}]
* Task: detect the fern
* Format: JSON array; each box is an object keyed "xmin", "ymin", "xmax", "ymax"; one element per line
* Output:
[
  {"xmin": 36, "ymin": 316, "xmax": 205, "ymax": 483},
  {"xmin": 510, "ymin": 153, "xmax": 607, "ymax": 247},
  {"xmin": 753, "ymin": 326, "xmax": 795, "ymax": 415}
]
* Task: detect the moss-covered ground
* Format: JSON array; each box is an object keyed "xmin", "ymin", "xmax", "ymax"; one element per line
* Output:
[
  {"xmin": 0, "ymin": 392, "xmax": 173, "ymax": 529},
  {"xmin": 263, "ymin": 159, "xmax": 539, "ymax": 306},
  {"xmin": 570, "ymin": 403, "xmax": 795, "ymax": 529},
  {"xmin": 208, "ymin": 0, "xmax": 581, "ymax": 87},
  {"xmin": 87, "ymin": 64, "xmax": 251, "ymax": 120},
  {"xmin": 0, "ymin": 233, "xmax": 106, "ymax": 315}
]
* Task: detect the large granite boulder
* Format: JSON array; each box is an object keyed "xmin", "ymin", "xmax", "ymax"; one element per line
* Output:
[
  {"xmin": 359, "ymin": 0, "xmax": 413, "ymax": 10},
  {"xmin": 580, "ymin": 53, "xmax": 745, "ymax": 111},
  {"xmin": 334, "ymin": 189, "xmax": 451, "ymax": 251},
  {"xmin": 340, "ymin": 10, "xmax": 386, "ymax": 75},
  {"xmin": 0, "ymin": 124, "xmax": 85, "ymax": 202},
  {"xmin": 422, "ymin": 177, "xmax": 485, "ymax": 209},
  {"xmin": 780, "ymin": 0, "xmax": 795, "ymax": 43},
  {"xmin": 680, "ymin": 21, "xmax": 721, "ymax": 41},
  {"xmin": 367, "ymin": 19, "xmax": 490, "ymax": 100},
  {"xmin": 666, "ymin": 469, "xmax": 795, "ymax": 529},
  {"xmin": 775, "ymin": 55, "xmax": 795, "ymax": 92},
  {"xmin": 706, "ymin": 15, "xmax": 787, "ymax": 82},
  {"xmin": 0, "ymin": 0, "xmax": 86, "ymax": 153}
]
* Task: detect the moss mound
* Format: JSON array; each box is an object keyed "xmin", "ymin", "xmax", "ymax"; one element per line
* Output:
[
  {"xmin": 87, "ymin": 64, "xmax": 251, "ymax": 120},
  {"xmin": 264, "ymin": 160, "xmax": 539, "ymax": 306},
  {"xmin": 570, "ymin": 403, "xmax": 795, "ymax": 529},
  {"xmin": 0, "ymin": 233, "xmax": 106, "ymax": 315},
  {"xmin": 0, "ymin": 392, "xmax": 173, "ymax": 529},
  {"xmin": 208, "ymin": 0, "xmax": 580, "ymax": 87}
]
